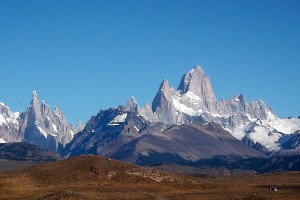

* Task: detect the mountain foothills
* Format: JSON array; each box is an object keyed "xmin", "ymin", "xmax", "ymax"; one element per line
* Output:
[
  {"xmin": 0, "ymin": 91, "xmax": 83, "ymax": 152},
  {"xmin": 1, "ymin": 66, "xmax": 300, "ymax": 172},
  {"xmin": 2, "ymin": 155, "xmax": 300, "ymax": 200}
]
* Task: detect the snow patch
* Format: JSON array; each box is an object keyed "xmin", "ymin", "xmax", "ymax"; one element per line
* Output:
[
  {"xmin": 246, "ymin": 114, "xmax": 256, "ymax": 122},
  {"xmin": 0, "ymin": 138, "xmax": 6, "ymax": 143},
  {"xmin": 265, "ymin": 117, "xmax": 300, "ymax": 134},
  {"xmin": 13, "ymin": 112, "xmax": 20, "ymax": 119},
  {"xmin": 205, "ymin": 111, "xmax": 229, "ymax": 118},
  {"xmin": 248, "ymin": 125, "xmax": 282, "ymax": 151},
  {"xmin": 185, "ymin": 91, "xmax": 201, "ymax": 101},
  {"xmin": 0, "ymin": 114, "xmax": 7, "ymax": 125},
  {"xmin": 266, "ymin": 111, "xmax": 276, "ymax": 120},
  {"xmin": 140, "ymin": 150, "xmax": 149, "ymax": 157},
  {"xmin": 108, "ymin": 123, "xmax": 120, "ymax": 126},
  {"xmin": 113, "ymin": 113, "xmax": 127, "ymax": 123},
  {"xmin": 36, "ymin": 126, "xmax": 48, "ymax": 138},
  {"xmin": 231, "ymin": 117, "xmax": 300, "ymax": 151},
  {"xmin": 52, "ymin": 123, "xmax": 58, "ymax": 132},
  {"xmin": 108, "ymin": 113, "xmax": 127, "ymax": 125},
  {"xmin": 48, "ymin": 132, "xmax": 57, "ymax": 137},
  {"xmin": 173, "ymin": 99, "xmax": 198, "ymax": 116}
]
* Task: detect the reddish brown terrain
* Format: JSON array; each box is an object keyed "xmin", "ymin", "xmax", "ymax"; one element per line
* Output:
[{"xmin": 0, "ymin": 155, "xmax": 299, "ymax": 200}]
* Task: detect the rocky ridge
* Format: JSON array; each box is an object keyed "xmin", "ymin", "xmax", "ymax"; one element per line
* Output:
[
  {"xmin": 149, "ymin": 66, "xmax": 300, "ymax": 153},
  {"xmin": 0, "ymin": 91, "xmax": 82, "ymax": 152},
  {"xmin": 64, "ymin": 65, "xmax": 299, "ymax": 162}
]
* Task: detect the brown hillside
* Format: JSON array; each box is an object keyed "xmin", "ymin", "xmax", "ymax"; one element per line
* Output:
[{"xmin": 0, "ymin": 155, "xmax": 300, "ymax": 200}]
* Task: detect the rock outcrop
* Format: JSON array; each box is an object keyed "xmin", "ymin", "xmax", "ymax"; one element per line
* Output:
[{"xmin": 0, "ymin": 91, "xmax": 79, "ymax": 152}]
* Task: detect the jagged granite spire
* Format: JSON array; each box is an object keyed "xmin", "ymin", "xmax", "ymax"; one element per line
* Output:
[
  {"xmin": 125, "ymin": 96, "xmax": 138, "ymax": 113},
  {"xmin": 151, "ymin": 65, "xmax": 276, "ymax": 127},
  {"xmin": 152, "ymin": 79, "xmax": 174, "ymax": 112},
  {"xmin": 30, "ymin": 90, "xmax": 41, "ymax": 119},
  {"xmin": 178, "ymin": 65, "xmax": 216, "ymax": 100},
  {"xmin": 152, "ymin": 79, "xmax": 179, "ymax": 124},
  {"xmin": 138, "ymin": 102, "xmax": 158, "ymax": 122},
  {"xmin": 18, "ymin": 90, "xmax": 76, "ymax": 152},
  {"xmin": 76, "ymin": 120, "xmax": 84, "ymax": 132},
  {"xmin": 177, "ymin": 65, "xmax": 218, "ymax": 113}
]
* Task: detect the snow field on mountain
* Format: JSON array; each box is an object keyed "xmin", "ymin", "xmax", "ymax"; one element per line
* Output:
[
  {"xmin": 0, "ymin": 114, "xmax": 6, "ymax": 125},
  {"xmin": 0, "ymin": 138, "xmax": 6, "ymax": 143},
  {"xmin": 265, "ymin": 118, "xmax": 300, "ymax": 134}
]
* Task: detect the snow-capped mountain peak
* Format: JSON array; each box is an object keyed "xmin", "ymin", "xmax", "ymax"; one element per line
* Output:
[
  {"xmin": 178, "ymin": 65, "xmax": 216, "ymax": 101},
  {"xmin": 30, "ymin": 90, "xmax": 41, "ymax": 116},
  {"xmin": 149, "ymin": 66, "xmax": 299, "ymax": 153},
  {"xmin": 59, "ymin": 65, "xmax": 300, "ymax": 164},
  {"xmin": 0, "ymin": 102, "xmax": 21, "ymax": 143},
  {"xmin": 0, "ymin": 90, "xmax": 77, "ymax": 152}
]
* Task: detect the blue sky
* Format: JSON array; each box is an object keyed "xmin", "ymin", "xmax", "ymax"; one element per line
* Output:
[{"xmin": 0, "ymin": 0, "xmax": 299, "ymax": 125}]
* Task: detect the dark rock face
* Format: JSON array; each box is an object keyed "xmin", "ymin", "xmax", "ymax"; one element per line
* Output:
[
  {"xmin": 257, "ymin": 155, "xmax": 300, "ymax": 172},
  {"xmin": 0, "ymin": 142, "xmax": 60, "ymax": 162},
  {"xmin": 64, "ymin": 106, "xmax": 267, "ymax": 169},
  {"xmin": 63, "ymin": 106, "xmax": 166, "ymax": 158},
  {"xmin": 112, "ymin": 122, "xmax": 265, "ymax": 165},
  {"xmin": 242, "ymin": 137, "xmax": 270, "ymax": 154},
  {"xmin": 281, "ymin": 131, "xmax": 300, "ymax": 150}
]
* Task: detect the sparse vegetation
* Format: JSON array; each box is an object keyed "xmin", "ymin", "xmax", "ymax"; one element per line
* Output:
[{"xmin": 0, "ymin": 155, "xmax": 300, "ymax": 200}]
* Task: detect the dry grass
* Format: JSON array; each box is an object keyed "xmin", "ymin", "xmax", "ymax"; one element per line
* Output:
[{"xmin": 0, "ymin": 155, "xmax": 299, "ymax": 200}]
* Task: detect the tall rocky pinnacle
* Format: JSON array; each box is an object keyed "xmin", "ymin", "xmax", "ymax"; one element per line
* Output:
[
  {"xmin": 125, "ymin": 96, "xmax": 138, "ymax": 113},
  {"xmin": 152, "ymin": 79, "xmax": 173, "ymax": 112},
  {"xmin": 18, "ymin": 90, "xmax": 76, "ymax": 152},
  {"xmin": 177, "ymin": 66, "xmax": 218, "ymax": 113},
  {"xmin": 138, "ymin": 102, "xmax": 158, "ymax": 122},
  {"xmin": 152, "ymin": 79, "xmax": 178, "ymax": 124},
  {"xmin": 76, "ymin": 120, "xmax": 84, "ymax": 132},
  {"xmin": 30, "ymin": 90, "xmax": 42, "ymax": 120},
  {"xmin": 178, "ymin": 66, "xmax": 216, "ymax": 101},
  {"xmin": 151, "ymin": 65, "xmax": 275, "ymax": 127}
]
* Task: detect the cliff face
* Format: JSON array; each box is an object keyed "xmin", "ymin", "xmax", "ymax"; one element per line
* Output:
[
  {"xmin": 151, "ymin": 66, "xmax": 273, "ymax": 128},
  {"xmin": 0, "ymin": 91, "xmax": 79, "ymax": 152}
]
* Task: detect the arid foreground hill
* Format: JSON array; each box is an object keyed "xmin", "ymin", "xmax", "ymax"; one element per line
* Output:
[{"xmin": 0, "ymin": 155, "xmax": 300, "ymax": 200}]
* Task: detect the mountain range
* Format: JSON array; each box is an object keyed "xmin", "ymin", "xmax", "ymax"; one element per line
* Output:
[
  {"xmin": 1, "ymin": 65, "xmax": 299, "ymax": 172},
  {"xmin": 63, "ymin": 66, "xmax": 300, "ymax": 170},
  {"xmin": 0, "ymin": 91, "xmax": 83, "ymax": 152}
]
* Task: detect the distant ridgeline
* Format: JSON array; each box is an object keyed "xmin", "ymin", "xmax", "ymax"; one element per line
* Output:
[{"xmin": 1, "ymin": 66, "xmax": 300, "ymax": 173}]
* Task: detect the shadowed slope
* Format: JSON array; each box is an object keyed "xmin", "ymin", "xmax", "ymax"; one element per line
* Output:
[{"xmin": 113, "ymin": 122, "xmax": 265, "ymax": 165}]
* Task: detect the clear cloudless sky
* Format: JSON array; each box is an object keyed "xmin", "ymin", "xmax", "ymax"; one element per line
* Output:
[{"xmin": 0, "ymin": 0, "xmax": 299, "ymax": 125}]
